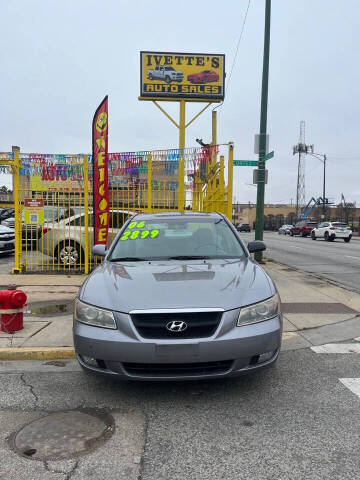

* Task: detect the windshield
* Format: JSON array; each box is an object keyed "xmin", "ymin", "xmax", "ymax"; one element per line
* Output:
[
  {"xmin": 109, "ymin": 216, "xmax": 245, "ymax": 260},
  {"xmin": 165, "ymin": 67, "xmax": 175, "ymax": 71}
]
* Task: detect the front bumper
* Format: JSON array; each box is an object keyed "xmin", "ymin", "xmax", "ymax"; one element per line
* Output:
[{"xmin": 74, "ymin": 310, "xmax": 282, "ymax": 381}]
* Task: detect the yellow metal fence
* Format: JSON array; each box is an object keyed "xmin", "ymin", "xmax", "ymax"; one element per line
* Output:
[{"xmin": 1, "ymin": 144, "xmax": 233, "ymax": 273}]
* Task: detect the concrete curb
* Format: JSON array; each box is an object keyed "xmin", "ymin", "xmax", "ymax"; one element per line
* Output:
[{"xmin": 0, "ymin": 347, "xmax": 75, "ymax": 360}]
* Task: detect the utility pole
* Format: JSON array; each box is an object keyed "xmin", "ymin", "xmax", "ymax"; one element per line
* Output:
[{"xmin": 254, "ymin": 0, "xmax": 271, "ymax": 262}]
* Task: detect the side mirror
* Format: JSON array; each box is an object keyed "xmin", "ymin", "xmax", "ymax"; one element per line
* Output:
[
  {"xmin": 92, "ymin": 244, "xmax": 107, "ymax": 257},
  {"xmin": 247, "ymin": 241, "xmax": 266, "ymax": 253}
]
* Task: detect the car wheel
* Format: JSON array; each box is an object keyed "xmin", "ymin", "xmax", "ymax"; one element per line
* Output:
[
  {"xmin": 324, "ymin": 231, "xmax": 329, "ymax": 241},
  {"xmin": 344, "ymin": 237, "xmax": 351, "ymax": 243},
  {"xmin": 202, "ymin": 76, "xmax": 208, "ymax": 83},
  {"xmin": 329, "ymin": 234, "xmax": 335, "ymax": 242},
  {"xmin": 301, "ymin": 231, "xmax": 307, "ymax": 237},
  {"xmin": 290, "ymin": 231, "xmax": 294, "ymax": 236},
  {"xmin": 165, "ymin": 76, "xmax": 171, "ymax": 83},
  {"xmin": 56, "ymin": 241, "xmax": 83, "ymax": 266},
  {"xmin": 311, "ymin": 231, "xmax": 316, "ymax": 240},
  {"xmin": 148, "ymin": 73, "xmax": 153, "ymax": 80}
]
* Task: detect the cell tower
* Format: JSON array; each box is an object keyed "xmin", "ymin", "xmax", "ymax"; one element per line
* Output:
[{"xmin": 293, "ymin": 121, "xmax": 313, "ymax": 217}]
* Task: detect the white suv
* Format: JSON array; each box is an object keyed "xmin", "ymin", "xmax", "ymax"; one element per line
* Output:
[{"xmin": 311, "ymin": 222, "xmax": 352, "ymax": 242}]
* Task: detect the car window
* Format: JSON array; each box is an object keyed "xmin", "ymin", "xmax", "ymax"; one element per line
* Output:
[
  {"xmin": 332, "ymin": 223, "xmax": 348, "ymax": 227},
  {"xmin": 109, "ymin": 217, "xmax": 245, "ymax": 260},
  {"xmin": 68, "ymin": 215, "xmax": 93, "ymax": 227}
]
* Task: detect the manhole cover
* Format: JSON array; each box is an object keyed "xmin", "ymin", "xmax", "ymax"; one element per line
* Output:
[{"xmin": 13, "ymin": 410, "xmax": 114, "ymax": 460}]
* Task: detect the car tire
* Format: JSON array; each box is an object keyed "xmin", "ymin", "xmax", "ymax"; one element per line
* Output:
[
  {"xmin": 202, "ymin": 76, "xmax": 208, "ymax": 83},
  {"xmin": 148, "ymin": 73, "xmax": 153, "ymax": 80},
  {"xmin": 311, "ymin": 231, "xmax": 316, "ymax": 240},
  {"xmin": 329, "ymin": 234, "xmax": 335, "ymax": 242},
  {"xmin": 290, "ymin": 231, "xmax": 294, "ymax": 236},
  {"xmin": 165, "ymin": 76, "xmax": 171, "ymax": 84},
  {"xmin": 56, "ymin": 241, "xmax": 84, "ymax": 267},
  {"xmin": 301, "ymin": 231, "xmax": 307, "ymax": 237},
  {"xmin": 324, "ymin": 231, "xmax": 329, "ymax": 241},
  {"xmin": 344, "ymin": 236, "xmax": 351, "ymax": 243}
]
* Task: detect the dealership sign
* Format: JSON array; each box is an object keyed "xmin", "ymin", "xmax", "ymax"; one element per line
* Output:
[{"xmin": 140, "ymin": 51, "xmax": 225, "ymax": 100}]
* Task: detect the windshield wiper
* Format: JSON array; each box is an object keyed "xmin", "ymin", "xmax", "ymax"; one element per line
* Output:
[
  {"xmin": 166, "ymin": 255, "xmax": 210, "ymax": 260},
  {"xmin": 109, "ymin": 257, "xmax": 147, "ymax": 262}
]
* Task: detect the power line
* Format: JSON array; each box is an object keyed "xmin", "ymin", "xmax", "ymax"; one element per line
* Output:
[{"xmin": 214, "ymin": 0, "xmax": 251, "ymax": 115}]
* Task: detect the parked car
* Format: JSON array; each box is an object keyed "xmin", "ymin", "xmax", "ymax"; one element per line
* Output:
[
  {"xmin": 0, "ymin": 225, "xmax": 15, "ymax": 255},
  {"xmin": 311, "ymin": 222, "xmax": 352, "ymax": 242},
  {"xmin": 74, "ymin": 211, "xmax": 282, "ymax": 380},
  {"xmin": 278, "ymin": 224, "xmax": 292, "ymax": 235},
  {"xmin": 0, "ymin": 208, "xmax": 15, "ymax": 224},
  {"xmin": 236, "ymin": 223, "xmax": 250, "ymax": 232},
  {"xmin": 39, "ymin": 209, "xmax": 134, "ymax": 266},
  {"xmin": 147, "ymin": 66, "xmax": 184, "ymax": 83},
  {"xmin": 2, "ymin": 206, "xmax": 75, "ymax": 247},
  {"xmin": 290, "ymin": 221, "xmax": 318, "ymax": 237},
  {"xmin": 187, "ymin": 70, "xmax": 219, "ymax": 84}
]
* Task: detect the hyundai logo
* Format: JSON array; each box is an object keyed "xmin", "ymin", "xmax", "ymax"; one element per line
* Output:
[{"xmin": 166, "ymin": 320, "xmax": 188, "ymax": 332}]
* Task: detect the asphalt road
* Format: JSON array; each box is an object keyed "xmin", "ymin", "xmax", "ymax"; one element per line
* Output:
[
  {"xmin": 0, "ymin": 349, "xmax": 360, "ymax": 479},
  {"xmin": 241, "ymin": 232, "xmax": 360, "ymax": 293}
]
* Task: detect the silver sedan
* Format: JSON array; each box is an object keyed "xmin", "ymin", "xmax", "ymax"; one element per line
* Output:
[{"xmin": 74, "ymin": 212, "xmax": 282, "ymax": 381}]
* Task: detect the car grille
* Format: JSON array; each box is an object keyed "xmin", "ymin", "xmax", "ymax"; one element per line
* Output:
[
  {"xmin": 122, "ymin": 360, "xmax": 233, "ymax": 377},
  {"xmin": 130, "ymin": 311, "xmax": 222, "ymax": 339}
]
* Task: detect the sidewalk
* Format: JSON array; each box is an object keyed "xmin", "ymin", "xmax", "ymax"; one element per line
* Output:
[{"xmin": 0, "ymin": 264, "xmax": 359, "ymax": 359}]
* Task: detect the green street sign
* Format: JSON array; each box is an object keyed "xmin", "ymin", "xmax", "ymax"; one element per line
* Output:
[
  {"xmin": 233, "ymin": 160, "xmax": 258, "ymax": 166},
  {"xmin": 264, "ymin": 150, "xmax": 274, "ymax": 160}
]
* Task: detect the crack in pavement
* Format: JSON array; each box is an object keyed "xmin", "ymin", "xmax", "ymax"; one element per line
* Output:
[{"xmin": 19, "ymin": 373, "xmax": 39, "ymax": 405}]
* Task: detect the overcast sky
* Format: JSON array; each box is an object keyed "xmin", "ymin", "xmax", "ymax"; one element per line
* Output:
[{"xmin": 1, "ymin": 0, "xmax": 359, "ymax": 205}]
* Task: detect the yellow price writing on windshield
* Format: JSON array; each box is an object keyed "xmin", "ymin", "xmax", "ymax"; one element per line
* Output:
[
  {"xmin": 120, "ymin": 229, "xmax": 159, "ymax": 241},
  {"xmin": 128, "ymin": 220, "xmax": 146, "ymax": 229}
]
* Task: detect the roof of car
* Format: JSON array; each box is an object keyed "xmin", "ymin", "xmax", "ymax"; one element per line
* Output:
[{"xmin": 133, "ymin": 211, "xmax": 222, "ymax": 220}]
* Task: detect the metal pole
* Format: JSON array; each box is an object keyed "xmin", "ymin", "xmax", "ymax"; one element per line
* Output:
[
  {"xmin": 83, "ymin": 154, "xmax": 89, "ymax": 274},
  {"xmin": 147, "ymin": 153, "xmax": 152, "ymax": 213},
  {"xmin": 255, "ymin": 0, "xmax": 271, "ymax": 261},
  {"xmin": 296, "ymin": 151, "xmax": 300, "ymax": 218},
  {"xmin": 322, "ymin": 154, "xmax": 326, "ymax": 218},
  {"xmin": 12, "ymin": 146, "xmax": 22, "ymax": 274},
  {"xmin": 227, "ymin": 143, "xmax": 234, "ymax": 220},
  {"xmin": 178, "ymin": 100, "xmax": 186, "ymax": 211}
]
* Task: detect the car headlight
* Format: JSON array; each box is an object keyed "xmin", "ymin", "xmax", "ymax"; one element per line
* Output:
[
  {"xmin": 74, "ymin": 299, "xmax": 116, "ymax": 329},
  {"xmin": 237, "ymin": 294, "xmax": 280, "ymax": 327}
]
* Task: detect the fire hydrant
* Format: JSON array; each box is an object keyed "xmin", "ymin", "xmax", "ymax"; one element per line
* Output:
[{"xmin": 0, "ymin": 287, "xmax": 27, "ymax": 333}]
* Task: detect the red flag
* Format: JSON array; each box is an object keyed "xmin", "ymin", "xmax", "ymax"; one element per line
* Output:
[{"xmin": 92, "ymin": 96, "xmax": 109, "ymax": 245}]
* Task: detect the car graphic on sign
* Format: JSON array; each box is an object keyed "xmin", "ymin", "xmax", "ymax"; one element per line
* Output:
[
  {"xmin": 147, "ymin": 66, "xmax": 184, "ymax": 83},
  {"xmin": 187, "ymin": 70, "xmax": 219, "ymax": 84}
]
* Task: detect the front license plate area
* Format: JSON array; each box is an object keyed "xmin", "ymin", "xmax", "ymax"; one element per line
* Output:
[{"xmin": 156, "ymin": 344, "xmax": 199, "ymax": 357}]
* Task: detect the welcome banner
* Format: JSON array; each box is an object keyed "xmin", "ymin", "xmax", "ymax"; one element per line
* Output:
[{"xmin": 92, "ymin": 96, "xmax": 109, "ymax": 245}]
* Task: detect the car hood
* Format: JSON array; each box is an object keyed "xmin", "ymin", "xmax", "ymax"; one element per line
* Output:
[{"xmin": 80, "ymin": 258, "xmax": 275, "ymax": 313}]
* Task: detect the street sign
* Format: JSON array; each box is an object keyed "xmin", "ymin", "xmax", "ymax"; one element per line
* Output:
[
  {"xmin": 264, "ymin": 150, "xmax": 274, "ymax": 160},
  {"xmin": 24, "ymin": 198, "xmax": 44, "ymax": 225},
  {"xmin": 233, "ymin": 152, "xmax": 274, "ymax": 167},
  {"xmin": 233, "ymin": 160, "xmax": 258, "ymax": 166},
  {"xmin": 253, "ymin": 169, "xmax": 268, "ymax": 184}
]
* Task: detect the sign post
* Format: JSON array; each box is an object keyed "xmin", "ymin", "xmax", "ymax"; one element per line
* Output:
[{"xmin": 139, "ymin": 51, "xmax": 225, "ymax": 153}]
